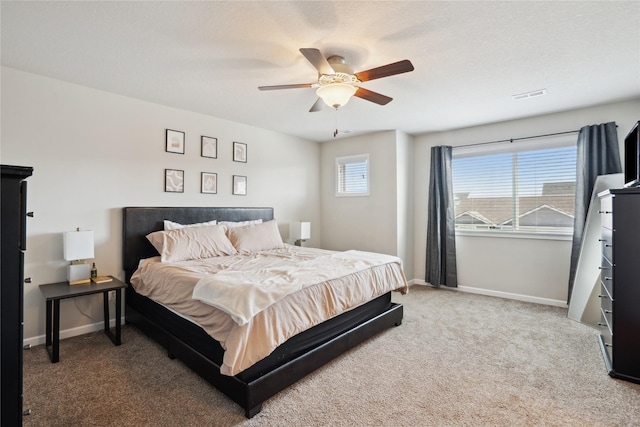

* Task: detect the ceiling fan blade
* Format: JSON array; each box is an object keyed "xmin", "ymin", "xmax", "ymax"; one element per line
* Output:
[
  {"xmin": 299, "ymin": 48, "xmax": 335, "ymax": 75},
  {"xmin": 355, "ymin": 60, "xmax": 414, "ymax": 82},
  {"xmin": 258, "ymin": 83, "xmax": 313, "ymax": 91},
  {"xmin": 309, "ymin": 98, "xmax": 324, "ymax": 112},
  {"xmin": 354, "ymin": 87, "xmax": 393, "ymax": 105}
]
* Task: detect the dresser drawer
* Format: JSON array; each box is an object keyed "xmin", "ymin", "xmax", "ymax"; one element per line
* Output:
[
  {"xmin": 600, "ymin": 227, "xmax": 613, "ymax": 263},
  {"xmin": 600, "ymin": 256, "xmax": 613, "ymax": 297},
  {"xmin": 600, "ymin": 283, "xmax": 613, "ymax": 333},
  {"xmin": 600, "ymin": 328, "xmax": 613, "ymax": 364},
  {"xmin": 600, "ymin": 318, "xmax": 613, "ymax": 345},
  {"xmin": 599, "ymin": 196, "xmax": 613, "ymax": 230},
  {"xmin": 600, "ymin": 304, "xmax": 614, "ymax": 335}
]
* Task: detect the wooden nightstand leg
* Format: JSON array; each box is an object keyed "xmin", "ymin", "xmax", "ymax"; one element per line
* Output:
[
  {"xmin": 103, "ymin": 290, "xmax": 109, "ymax": 334},
  {"xmin": 52, "ymin": 299, "xmax": 60, "ymax": 363},
  {"xmin": 45, "ymin": 300, "xmax": 52, "ymax": 347},
  {"xmin": 103, "ymin": 289, "xmax": 122, "ymax": 346},
  {"xmin": 115, "ymin": 288, "xmax": 121, "ymax": 345}
]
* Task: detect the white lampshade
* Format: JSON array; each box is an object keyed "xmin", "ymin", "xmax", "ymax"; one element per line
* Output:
[
  {"xmin": 290, "ymin": 222, "xmax": 311, "ymax": 241},
  {"xmin": 63, "ymin": 230, "xmax": 94, "ymax": 261},
  {"xmin": 316, "ymin": 84, "xmax": 356, "ymax": 109}
]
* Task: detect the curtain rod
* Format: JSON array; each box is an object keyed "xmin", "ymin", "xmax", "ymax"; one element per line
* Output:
[{"xmin": 453, "ymin": 129, "xmax": 580, "ymax": 149}]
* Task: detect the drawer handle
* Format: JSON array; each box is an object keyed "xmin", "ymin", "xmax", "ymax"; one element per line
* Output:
[
  {"xmin": 604, "ymin": 276, "xmax": 612, "ymax": 281},
  {"xmin": 598, "ymin": 210, "xmax": 612, "ymax": 214},
  {"xmin": 598, "ymin": 266, "xmax": 610, "ymax": 270},
  {"xmin": 26, "ymin": 211, "xmax": 34, "ymax": 217},
  {"xmin": 598, "ymin": 322, "xmax": 607, "ymax": 327},
  {"xmin": 604, "ymin": 309, "xmax": 612, "ymax": 314},
  {"xmin": 605, "ymin": 244, "xmax": 612, "ymax": 247},
  {"xmin": 598, "ymin": 239, "xmax": 607, "ymax": 242},
  {"xmin": 24, "ymin": 277, "xmax": 31, "ymax": 283},
  {"xmin": 605, "ymin": 343, "xmax": 612, "ymax": 348}
]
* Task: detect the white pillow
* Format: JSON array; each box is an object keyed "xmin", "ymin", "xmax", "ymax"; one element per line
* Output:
[
  {"xmin": 146, "ymin": 224, "xmax": 237, "ymax": 262},
  {"xmin": 164, "ymin": 219, "xmax": 217, "ymax": 230},
  {"xmin": 218, "ymin": 219, "xmax": 262, "ymax": 228},
  {"xmin": 227, "ymin": 220, "xmax": 285, "ymax": 253}
]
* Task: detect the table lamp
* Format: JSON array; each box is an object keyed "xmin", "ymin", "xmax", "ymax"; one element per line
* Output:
[
  {"xmin": 290, "ymin": 221, "xmax": 311, "ymax": 246},
  {"xmin": 63, "ymin": 229, "xmax": 94, "ymax": 285}
]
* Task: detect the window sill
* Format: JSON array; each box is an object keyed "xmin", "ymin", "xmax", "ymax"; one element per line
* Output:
[
  {"xmin": 335, "ymin": 193, "xmax": 369, "ymax": 197},
  {"xmin": 455, "ymin": 229, "xmax": 573, "ymax": 241}
]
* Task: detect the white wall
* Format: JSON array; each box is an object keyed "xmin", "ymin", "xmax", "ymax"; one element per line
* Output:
[
  {"xmin": 320, "ymin": 131, "xmax": 396, "ymax": 253},
  {"xmin": 319, "ymin": 130, "xmax": 414, "ymax": 276},
  {"xmin": 412, "ymin": 99, "xmax": 640, "ymax": 305},
  {"xmin": 395, "ymin": 131, "xmax": 414, "ymax": 277},
  {"xmin": 1, "ymin": 67, "xmax": 320, "ymax": 344}
]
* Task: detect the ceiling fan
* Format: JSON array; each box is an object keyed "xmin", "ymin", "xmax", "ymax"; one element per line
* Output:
[{"xmin": 258, "ymin": 48, "xmax": 414, "ymax": 112}]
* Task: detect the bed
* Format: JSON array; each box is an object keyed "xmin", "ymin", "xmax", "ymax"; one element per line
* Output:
[{"xmin": 122, "ymin": 206, "xmax": 405, "ymax": 418}]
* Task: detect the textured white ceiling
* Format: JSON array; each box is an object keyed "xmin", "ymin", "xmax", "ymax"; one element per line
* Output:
[{"xmin": 2, "ymin": 1, "xmax": 639, "ymax": 142}]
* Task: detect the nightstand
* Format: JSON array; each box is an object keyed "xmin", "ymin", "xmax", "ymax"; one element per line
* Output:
[{"xmin": 39, "ymin": 276, "xmax": 127, "ymax": 363}]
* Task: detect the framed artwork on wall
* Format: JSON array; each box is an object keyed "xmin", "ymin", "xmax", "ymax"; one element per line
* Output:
[
  {"xmin": 201, "ymin": 136, "xmax": 217, "ymax": 158},
  {"xmin": 166, "ymin": 129, "xmax": 185, "ymax": 154},
  {"xmin": 165, "ymin": 169, "xmax": 184, "ymax": 193},
  {"xmin": 233, "ymin": 142, "xmax": 247, "ymax": 163},
  {"xmin": 201, "ymin": 172, "xmax": 217, "ymax": 194},
  {"xmin": 232, "ymin": 175, "xmax": 247, "ymax": 195}
]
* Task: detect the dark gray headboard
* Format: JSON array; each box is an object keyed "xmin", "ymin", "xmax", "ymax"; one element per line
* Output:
[{"xmin": 122, "ymin": 206, "xmax": 274, "ymax": 282}]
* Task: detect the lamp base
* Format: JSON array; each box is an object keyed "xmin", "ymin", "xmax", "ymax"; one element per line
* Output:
[{"xmin": 68, "ymin": 263, "xmax": 91, "ymax": 285}]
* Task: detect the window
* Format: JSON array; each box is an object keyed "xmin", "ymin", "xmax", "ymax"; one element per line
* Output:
[
  {"xmin": 452, "ymin": 137, "xmax": 576, "ymax": 235},
  {"xmin": 336, "ymin": 154, "xmax": 369, "ymax": 196}
]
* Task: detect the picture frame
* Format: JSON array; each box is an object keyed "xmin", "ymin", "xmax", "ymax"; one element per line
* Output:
[
  {"xmin": 232, "ymin": 175, "xmax": 247, "ymax": 195},
  {"xmin": 201, "ymin": 136, "xmax": 217, "ymax": 159},
  {"xmin": 165, "ymin": 169, "xmax": 184, "ymax": 193},
  {"xmin": 201, "ymin": 172, "xmax": 217, "ymax": 194},
  {"xmin": 166, "ymin": 129, "xmax": 185, "ymax": 154},
  {"xmin": 233, "ymin": 141, "xmax": 247, "ymax": 163}
]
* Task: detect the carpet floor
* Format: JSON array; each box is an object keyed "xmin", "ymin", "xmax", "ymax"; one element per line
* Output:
[{"xmin": 23, "ymin": 286, "xmax": 640, "ymax": 426}]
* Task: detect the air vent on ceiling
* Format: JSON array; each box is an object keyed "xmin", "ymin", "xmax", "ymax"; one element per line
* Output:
[{"xmin": 512, "ymin": 89, "xmax": 547, "ymax": 100}]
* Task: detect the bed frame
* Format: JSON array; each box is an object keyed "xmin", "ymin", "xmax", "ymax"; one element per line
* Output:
[{"xmin": 122, "ymin": 207, "xmax": 404, "ymax": 418}]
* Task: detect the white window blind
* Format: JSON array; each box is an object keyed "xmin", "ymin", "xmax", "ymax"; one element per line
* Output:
[
  {"xmin": 336, "ymin": 154, "xmax": 369, "ymax": 196},
  {"xmin": 452, "ymin": 137, "xmax": 577, "ymax": 234}
]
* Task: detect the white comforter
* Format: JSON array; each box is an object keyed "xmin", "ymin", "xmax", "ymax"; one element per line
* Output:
[
  {"xmin": 130, "ymin": 245, "xmax": 407, "ymax": 376},
  {"xmin": 192, "ymin": 250, "xmax": 402, "ymax": 326}
]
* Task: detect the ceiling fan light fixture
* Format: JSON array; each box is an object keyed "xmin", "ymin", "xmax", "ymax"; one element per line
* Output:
[{"xmin": 316, "ymin": 83, "xmax": 357, "ymax": 109}]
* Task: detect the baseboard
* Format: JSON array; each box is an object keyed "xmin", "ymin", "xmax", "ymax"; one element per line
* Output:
[
  {"xmin": 23, "ymin": 317, "xmax": 125, "ymax": 348},
  {"xmin": 408, "ymin": 279, "xmax": 568, "ymax": 308}
]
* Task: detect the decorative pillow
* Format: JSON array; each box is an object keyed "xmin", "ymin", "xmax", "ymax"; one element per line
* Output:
[
  {"xmin": 227, "ymin": 220, "xmax": 285, "ymax": 253},
  {"xmin": 218, "ymin": 219, "xmax": 262, "ymax": 228},
  {"xmin": 164, "ymin": 219, "xmax": 217, "ymax": 230},
  {"xmin": 146, "ymin": 230, "xmax": 165, "ymax": 254},
  {"xmin": 146, "ymin": 224, "xmax": 237, "ymax": 262}
]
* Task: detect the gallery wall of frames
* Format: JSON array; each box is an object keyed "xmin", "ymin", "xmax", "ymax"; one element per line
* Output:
[{"xmin": 164, "ymin": 129, "xmax": 248, "ymax": 196}]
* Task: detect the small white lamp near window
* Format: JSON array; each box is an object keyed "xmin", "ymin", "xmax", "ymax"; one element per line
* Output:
[
  {"xmin": 63, "ymin": 228, "xmax": 94, "ymax": 285},
  {"xmin": 290, "ymin": 221, "xmax": 311, "ymax": 246}
]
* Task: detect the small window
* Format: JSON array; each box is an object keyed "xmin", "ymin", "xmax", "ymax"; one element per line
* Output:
[{"xmin": 336, "ymin": 154, "xmax": 369, "ymax": 197}]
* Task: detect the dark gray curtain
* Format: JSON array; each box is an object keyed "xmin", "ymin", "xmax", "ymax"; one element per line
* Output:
[
  {"xmin": 567, "ymin": 122, "xmax": 621, "ymax": 302},
  {"xmin": 426, "ymin": 145, "xmax": 458, "ymax": 287}
]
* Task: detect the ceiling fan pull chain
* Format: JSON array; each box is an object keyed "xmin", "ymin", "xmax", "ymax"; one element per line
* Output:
[{"xmin": 334, "ymin": 109, "xmax": 339, "ymax": 137}]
